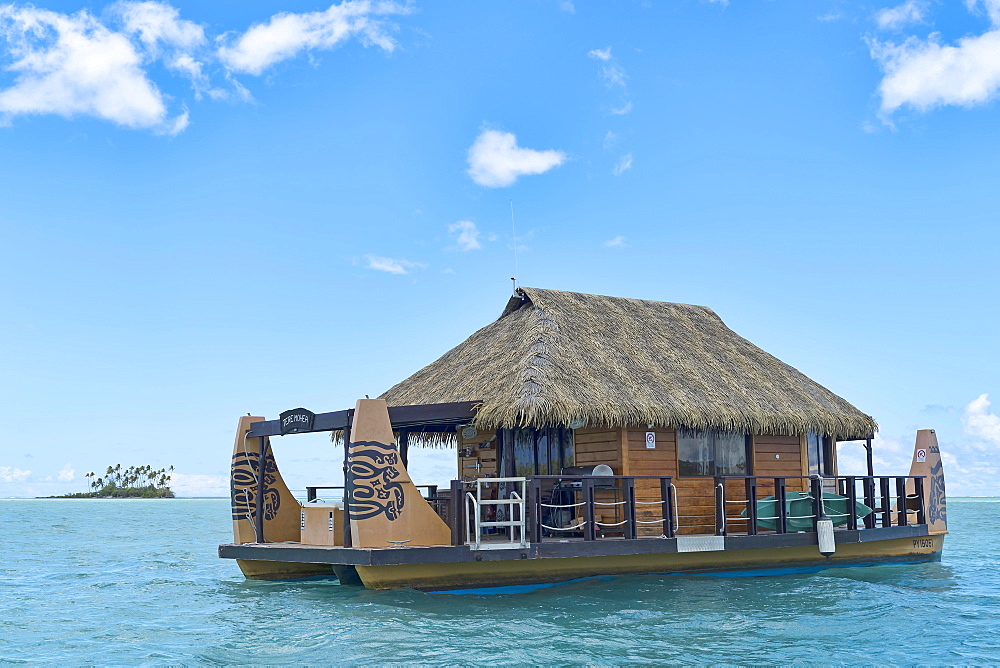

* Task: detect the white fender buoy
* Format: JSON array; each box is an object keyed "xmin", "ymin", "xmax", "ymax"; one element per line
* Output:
[{"xmin": 817, "ymin": 518, "xmax": 836, "ymax": 556}]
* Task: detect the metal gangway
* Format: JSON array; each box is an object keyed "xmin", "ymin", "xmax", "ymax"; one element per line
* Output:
[{"xmin": 466, "ymin": 477, "xmax": 529, "ymax": 550}]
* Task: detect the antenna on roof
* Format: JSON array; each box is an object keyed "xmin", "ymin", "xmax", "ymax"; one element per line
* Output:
[{"xmin": 510, "ymin": 199, "xmax": 520, "ymax": 297}]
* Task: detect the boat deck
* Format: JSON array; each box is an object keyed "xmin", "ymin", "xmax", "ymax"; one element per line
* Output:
[{"xmin": 220, "ymin": 523, "xmax": 931, "ymax": 567}]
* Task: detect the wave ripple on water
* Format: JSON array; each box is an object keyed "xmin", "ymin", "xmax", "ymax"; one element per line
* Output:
[{"xmin": 1, "ymin": 498, "xmax": 998, "ymax": 664}]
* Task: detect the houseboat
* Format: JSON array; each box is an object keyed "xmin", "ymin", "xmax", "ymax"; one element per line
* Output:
[{"xmin": 219, "ymin": 287, "xmax": 947, "ymax": 591}]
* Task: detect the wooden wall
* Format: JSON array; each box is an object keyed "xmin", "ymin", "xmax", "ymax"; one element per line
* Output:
[
  {"xmin": 624, "ymin": 429, "xmax": 678, "ymax": 535},
  {"xmin": 752, "ymin": 434, "xmax": 808, "ymax": 494},
  {"xmin": 572, "ymin": 427, "xmax": 623, "ymax": 531},
  {"xmin": 573, "ymin": 427, "xmax": 622, "ymax": 473},
  {"xmin": 621, "ymin": 428, "xmax": 810, "ymax": 536},
  {"xmin": 452, "ymin": 425, "xmax": 813, "ymax": 537},
  {"xmin": 456, "ymin": 429, "xmax": 498, "ymax": 481}
]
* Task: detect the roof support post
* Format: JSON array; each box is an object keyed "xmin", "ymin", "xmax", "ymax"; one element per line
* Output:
[
  {"xmin": 399, "ymin": 430, "xmax": 409, "ymax": 469},
  {"xmin": 865, "ymin": 438, "xmax": 874, "ymax": 477}
]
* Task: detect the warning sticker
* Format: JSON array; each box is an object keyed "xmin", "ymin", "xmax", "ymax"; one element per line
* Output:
[
  {"xmin": 916, "ymin": 448, "xmax": 927, "ymax": 463},
  {"xmin": 646, "ymin": 431, "xmax": 656, "ymax": 449}
]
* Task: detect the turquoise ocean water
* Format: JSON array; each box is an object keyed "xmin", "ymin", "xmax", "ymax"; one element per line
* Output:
[{"xmin": 2, "ymin": 497, "xmax": 998, "ymax": 664}]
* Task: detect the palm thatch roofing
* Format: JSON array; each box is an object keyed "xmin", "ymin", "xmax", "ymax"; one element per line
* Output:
[{"xmin": 380, "ymin": 287, "xmax": 877, "ymax": 439}]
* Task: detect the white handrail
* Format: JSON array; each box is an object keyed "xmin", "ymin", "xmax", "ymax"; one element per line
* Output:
[
  {"xmin": 467, "ymin": 477, "xmax": 529, "ymax": 550},
  {"xmin": 670, "ymin": 483, "xmax": 679, "ymax": 532}
]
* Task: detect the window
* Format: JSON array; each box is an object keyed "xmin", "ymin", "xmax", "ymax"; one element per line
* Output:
[
  {"xmin": 678, "ymin": 428, "xmax": 749, "ymax": 476},
  {"xmin": 506, "ymin": 427, "xmax": 575, "ymax": 476},
  {"xmin": 807, "ymin": 431, "xmax": 834, "ymax": 476}
]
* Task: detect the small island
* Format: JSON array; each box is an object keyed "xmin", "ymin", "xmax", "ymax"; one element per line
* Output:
[{"xmin": 53, "ymin": 464, "xmax": 175, "ymax": 498}]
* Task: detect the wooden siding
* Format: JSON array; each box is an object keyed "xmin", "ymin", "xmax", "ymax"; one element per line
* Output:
[
  {"xmin": 456, "ymin": 429, "xmax": 498, "ymax": 481},
  {"xmin": 573, "ymin": 427, "xmax": 621, "ymax": 473},
  {"xmin": 621, "ymin": 428, "xmax": 810, "ymax": 535},
  {"xmin": 752, "ymin": 434, "xmax": 808, "ymax": 492},
  {"xmin": 625, "ymin": 428, "xmax": 678, "ymax": 536}
]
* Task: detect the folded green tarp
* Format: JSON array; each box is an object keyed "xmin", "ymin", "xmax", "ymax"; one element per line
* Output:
[{"xmin": 740, "ymin": 491, "xmax": 872, "ymax": 532}]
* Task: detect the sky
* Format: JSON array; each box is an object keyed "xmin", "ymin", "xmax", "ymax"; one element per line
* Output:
[{"xmin": 1, "ymin": 0, "xmax": 999, "ymax": 498}]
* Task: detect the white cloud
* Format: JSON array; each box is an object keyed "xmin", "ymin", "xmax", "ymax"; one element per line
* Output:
[
  {"xmin": 870, "ymin": 2, "xmax": 1000, "ymax": 115},
  {"xmin": 611, "ymin": 101, "xmax": 633, "ymax": 115},
  {"xmin": 466, "ymin": 129, "xmax": 566, "ymax": 188},
  {"xmin": 0, "ymin": 0, "xmax": 411, "ymax": 132},
  {"xmin": 600, "ymin": 62, "xmax": 627, "ymax": 88},
  {"xmin": 603, "ymin": 130, "xmax": 617, "ymax": 149},
  {"xmin": 0, "ymin": 5, "xmax": 186, "ymax": 133},
  {"xmin": 217, "ymin": 0, "xmax": 409, "ymax": 76},
  {"xmin": 0, "ymin": 466, "xmax": 31, "ymax": 483},
  {"xmin": 448, "ymin": 220, "xmax": 482, "ymax": 251},
  {"xmin": 170, "ymin": 472, "xmax": 228, "ymax": 496},
  {"xmin": 967, "ymin": 0, "xmax": 1000, "ymax": 24},
  {"xmin": 116, "ymin": 1, "xmax": 204, "ymax": 52},
  {"xmin": 964, "ymin": 393, "xmax": 1000, "ymax": 445},
  {"xmin": 833, "ymin": 395, "xmax": 1000, "ymax": 495},
  {"xmin": 588, "ymin": 46, "xmax": 612, "ymax": 61},
  {"xmin": 364, "ymin": 253, "xmax": 425, "ymax": 274},
  {"xmin": 604, "ymin": 235, "xmax": 627, "ymax": 248},
  {"xmin": 875, "ymin": 0, "xmax": 928, "ymax": 30},
  {"xmin": 613, "ymin": 153, "xmax": 633, "ymax": 175},
  {"xmin": 705, "ymin": 0, "xmax": 730, "ymax": 6},
  {"xmin": 56, "ymin": 463, "xmax": 75, "ymax": 482},
  {"xmin": 558, "ymin": 1, "xmax": 576, "ymax": 14}
]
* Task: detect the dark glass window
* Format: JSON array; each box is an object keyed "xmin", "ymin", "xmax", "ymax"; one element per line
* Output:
[
  {"xmin": 678, "ymin": 428, "xmax": 748, "ymax": 476},
  {"xmin": 807, "ymin": 431, "xmax": 833, "ymax": 476},
  {"xmin": 506, "ymin": 427, "xmax": 575, "ymax": 476}
]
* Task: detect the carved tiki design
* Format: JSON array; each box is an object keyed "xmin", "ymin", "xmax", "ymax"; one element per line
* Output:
[
  {"xmin": 928, "ymin": 459, "xmax": 947, "ymax": 526},
  {"xmin": 231, "ymin": 447, "xmax": 281, "ymax": 522},
  {"xmin": 348, "ymin": 440, "xmax": 404, "ymax": 521}
]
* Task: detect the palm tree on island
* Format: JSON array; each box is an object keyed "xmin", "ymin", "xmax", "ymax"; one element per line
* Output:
[{"xmin": 53, "ymin": 464, "xmax": 175, "ymax": 498}]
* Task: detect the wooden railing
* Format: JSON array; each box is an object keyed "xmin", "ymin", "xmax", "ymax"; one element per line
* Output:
[
  {"xmin": 450, "ymin": 475, "xmax": 676, "ymax": 546},
  {"xmin": 447, "ymin": 474, "xmax": 928, "ymax": 546},
  {"xmin": 715, "ymin": 475, "xmax": 927, "ymax": 536}
]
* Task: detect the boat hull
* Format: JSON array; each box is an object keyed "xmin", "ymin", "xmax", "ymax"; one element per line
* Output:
[{"xmin": 353, "ymin": 534, "xmax": 944, "ymax": 591}]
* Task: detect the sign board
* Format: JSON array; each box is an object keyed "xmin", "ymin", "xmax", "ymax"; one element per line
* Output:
[
  {"xmin": 646, "ymin": 431, "xmax": 656, "ymax": 449},
  {"xmin": 280, "ymin": 407, "xmax": 315, "ymax": 435},
  {"xmin": 916, "ymin": 448, "xmax": 927, "ymax": 463}
]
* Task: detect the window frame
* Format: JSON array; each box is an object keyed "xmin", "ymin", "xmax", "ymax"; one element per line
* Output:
[{"xmin": 676, "ymin": 428, "xmax": 753, "ymax": 478}]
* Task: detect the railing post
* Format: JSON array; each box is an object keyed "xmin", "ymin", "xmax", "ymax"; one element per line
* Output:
[
  {"xmin": 583, "ymin": 478, "xmax": 596, "ymax": 541},
  {"xmin": 880, "ymin": 477, "xmax": 892, "ymax": 528},
  {"xmin": 845, "ymin": 476, "xmax": 857, "ymax": 530},
  {"xmin": 810, "ymin": 476, "xmax": 825, "ymax": 531},
  {"xmin": 661, "ymin": 477, "xmax": 675, "ymax": 538},
  {"xmin": 714, "ymin": 476, "xmax": 726, "ymax": 536},
  {"xmin": 623, "ymin": 477, "xmax": 636, "ymax": 540},
  {"xmin": 896, "ymin": 477, "xmax": 908, "ymax": 526},
  {"xmin": 862, "ymin": 477, "xmax": 876, "ymax": 529},
  {"xmin": 530, "ymin": 477, "xmax": 543, "ymax": 544},
  {"xmin": 450, "ymin": 479, "xmax": 463, "ymax": 546},
  {"xmin": 914, "ymin": 477, "xmax": 926, "ymax": 525},
  {"xmin": 776, "ymin": 478, "xmax": 788, "ymax": 534},
  {"xmin": 746, "ymin": 477, "xmax": 758, "ymax": 536}
]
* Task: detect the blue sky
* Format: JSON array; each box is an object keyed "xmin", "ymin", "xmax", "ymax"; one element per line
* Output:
[{"xmin": 1, "ymin": 0, "xmax": 999, "ymax": 497}]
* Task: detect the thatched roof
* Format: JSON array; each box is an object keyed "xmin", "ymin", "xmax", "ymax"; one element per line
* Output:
[{"xmin": 380, "ymin": 287, "xmax": 877, "ymax": 438}]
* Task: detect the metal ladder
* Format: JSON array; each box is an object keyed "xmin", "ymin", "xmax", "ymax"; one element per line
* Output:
[{"xmin": 465, "ymin": 477, "xmax": 529, "ymax": 550}]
